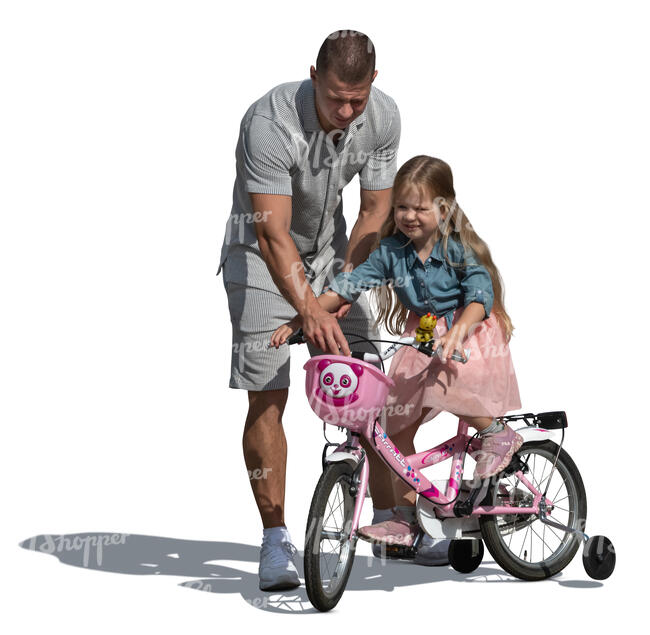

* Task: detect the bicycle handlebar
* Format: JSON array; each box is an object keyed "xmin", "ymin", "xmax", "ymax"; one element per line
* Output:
[{"xmin": 284, "ymin": 328, "xmax": 470, "ymax": 364}]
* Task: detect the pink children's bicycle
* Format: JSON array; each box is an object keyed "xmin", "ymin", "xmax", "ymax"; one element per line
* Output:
[{"xmin": 285, "ymin": 326, "xmax": 616, "ymax": 612}]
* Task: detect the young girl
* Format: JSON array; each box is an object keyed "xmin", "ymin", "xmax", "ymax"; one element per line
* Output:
[{"xmin": 270, "ymin": 155, "xmax": 522, "ymax": 552}]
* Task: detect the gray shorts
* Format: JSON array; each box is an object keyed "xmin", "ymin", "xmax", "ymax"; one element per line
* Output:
[{"xmin": 223, "ymin": 278, "xmax": 382, "ymax": 391}]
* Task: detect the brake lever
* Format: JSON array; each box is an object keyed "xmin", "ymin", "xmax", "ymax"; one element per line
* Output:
[
  {"xmin": 438, "ymin": 346, "xmax": 471, "ymax": 363},
  {"xmin": 417, "ymin": 340, "xmax": 470, "ymax": 363}
]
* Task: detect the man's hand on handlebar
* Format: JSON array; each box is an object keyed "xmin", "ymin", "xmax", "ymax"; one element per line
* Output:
[
  {"xmin": 269, "ymin": 301, "xmax": 351, "ymax": 357},
  {"xmin": 301, "ymin": 302, "xmax": 351, "ymax": 356}
]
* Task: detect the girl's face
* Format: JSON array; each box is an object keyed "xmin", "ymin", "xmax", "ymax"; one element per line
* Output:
[{"xmin": 393, "ymin": 186, "xmax": 444, "ymax": 247}]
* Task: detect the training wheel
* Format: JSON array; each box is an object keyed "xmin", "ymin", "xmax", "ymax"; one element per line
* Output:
[
  {"xmin": 582, "ymin": 535, "xmax": 616, "ymax": 580},
  {"xmin": 448, "ymin": 539, "xmax": 484, "ymax": 574}
]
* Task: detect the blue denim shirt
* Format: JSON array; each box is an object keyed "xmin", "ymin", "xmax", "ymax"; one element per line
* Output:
[{"xmin": 325, "ymin": 231, "xmax": 494, "ymax": 330}]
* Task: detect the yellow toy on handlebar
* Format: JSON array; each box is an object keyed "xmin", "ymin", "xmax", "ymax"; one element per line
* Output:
[{"xmin": 415, "ymin": 312, "xmax": 437, "ymax": 342}]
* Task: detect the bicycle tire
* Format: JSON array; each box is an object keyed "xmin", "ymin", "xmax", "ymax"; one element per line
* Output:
[
  {"xmin": 304, "ymin": 461, "xmax": 359, "ymax": 611},
  {"xmin": 480, "ymin": 441, "xmax": 587, "ymax": 581}
]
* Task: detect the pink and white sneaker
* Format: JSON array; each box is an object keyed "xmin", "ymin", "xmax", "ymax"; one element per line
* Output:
[
  {"xmin": 474, "ymin": 425, "xmax": 524, "ymax": 480},
  {"xmin": 358, "ymin": 508, "xmax": 418, "ymax": 547}
]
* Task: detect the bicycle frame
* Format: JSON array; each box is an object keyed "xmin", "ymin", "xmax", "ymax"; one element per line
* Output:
[
  {"xmin": 327, "ymin": 417, "xmax": 554, "ymax": 540},
  {"xmin": 301, "ymin": 348, "xmax": 557, "ymax": 542},
  {"xmin": 294, "ymin": 333, "xmax": 615, "ymax": 591}
]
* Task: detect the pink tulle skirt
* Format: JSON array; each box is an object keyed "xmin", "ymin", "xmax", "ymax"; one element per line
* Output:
[{"xmin": 383, "ymin": 307, "xmax": 522, "ymax": 434}]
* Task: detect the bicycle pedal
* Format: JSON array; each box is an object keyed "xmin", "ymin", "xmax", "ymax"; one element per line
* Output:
[
  {"xmin": 384, "ymin": 544, "xmax": 416, "ymax": 559},
  {"xmin": 369, "ymin": 540, "xmax": 416, "ymax": 559}
]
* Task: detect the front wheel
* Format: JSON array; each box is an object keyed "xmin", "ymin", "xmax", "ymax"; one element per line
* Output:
[
  {"xmin": 480, "ymin": 441, "xmax": 587, "ymax": 581},
  {"xmin": 304, "ymin": 462, "xmax": 359, "ymax": 612}
]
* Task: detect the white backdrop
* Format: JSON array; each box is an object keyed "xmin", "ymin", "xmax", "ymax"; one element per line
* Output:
[{"xmin": 2, "ymin": 0, "xmax": 647, "ymax": 631}]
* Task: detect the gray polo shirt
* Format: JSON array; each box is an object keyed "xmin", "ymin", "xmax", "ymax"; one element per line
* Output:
[{"xmin": 216, "ymin": 78, "xmax": 400, "ymax": 295}]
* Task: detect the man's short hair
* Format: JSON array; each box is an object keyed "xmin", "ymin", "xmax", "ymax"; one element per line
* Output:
[{"xmin": 316, "ymin": 30, "xmax": 376, "ymax": 84}]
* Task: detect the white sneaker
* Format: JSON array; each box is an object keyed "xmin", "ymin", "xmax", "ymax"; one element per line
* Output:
[
  {"xmin": 414, "ymin": 535, "xmax": 450, "ymax": 566},
  {"xmin": 258, "ymin": 540, "xmax": 301, "ymax": 591}
]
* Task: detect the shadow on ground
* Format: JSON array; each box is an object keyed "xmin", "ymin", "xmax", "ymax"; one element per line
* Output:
[{"xmin": 18, "ymin": 533, "xmax": 601, "ymax": 613}]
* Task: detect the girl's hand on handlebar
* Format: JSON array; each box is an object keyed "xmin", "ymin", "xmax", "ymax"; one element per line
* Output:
[
  {"xmin": 437, "ymin": 326, "xmax": 467, "ymax": 363},
  {"xmin": 270, "ymin": 315, "xmax": 302, "ymax": 348}
]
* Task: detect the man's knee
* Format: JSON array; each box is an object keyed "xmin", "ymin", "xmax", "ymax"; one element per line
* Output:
[{"xmin": 246, "ymin": 388, "xmax": 289, "ymax": 424}]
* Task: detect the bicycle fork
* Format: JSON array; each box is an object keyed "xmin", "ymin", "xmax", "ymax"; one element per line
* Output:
[{"xmin": 322, "ymin": 430, "xmax": 368, "ymax": 542}]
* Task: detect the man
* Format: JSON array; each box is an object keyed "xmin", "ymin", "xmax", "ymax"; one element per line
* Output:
[{"xmin": 217, "ymin": 31, "xmax": 417, "ymax": 591}]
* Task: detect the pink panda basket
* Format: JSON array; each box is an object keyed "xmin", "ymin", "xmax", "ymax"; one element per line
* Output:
[{"xmin": 303, "ymin": 354, "xmax": 395, "ymax": 435}]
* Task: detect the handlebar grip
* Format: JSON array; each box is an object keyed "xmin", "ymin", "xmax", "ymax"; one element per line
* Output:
[
  {"xmin": 286, "ymin": 328, "xmax": 305, "ymax": 345},
  {"xmin": 417, "ymin": 341, "xmax": 470, "ymax": 363},
  {"xmin": 437, "ymin": 346, "xmax": 471, "ymax": 363}
]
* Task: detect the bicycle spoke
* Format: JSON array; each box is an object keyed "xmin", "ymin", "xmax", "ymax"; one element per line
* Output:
[
  {"xmin": 323, "ymin": 496, "xmax": 337, "ymax": 527},
  {"xmin": 535, "ymin": 470, "xmax": 554, "ymax": 493},
  {"xmin": 507, "ymin": 513, "xmax": 517, "ymax": 548},
  {"xmin": 330, "ymin": 486, "xmax": 344, "ymax": 521},
  {"xmin": 320, "ymin": 540, "xmax": 340, "ymax": 557},
  {"xmin": 531, "ymin": 458, "xmax": 548, "ymax": 493},
  {"xmin": 320, "ymin": 547, "xmax": 333, "ymax": 582},
  {"xmin": 316, "ymin": 476, "xmax": 355, "ymax": 593},
  {"xmin": 326, "ymin": 491, "xmax": 345, "ymax": 532},
  {"xmin": 551, "ymin": 479, "xmax": 565, "ymax": 505},
  {"xmin": 532, "ymin": 458, "xmax": 558, "ymax": 495},
  {"xmin": 545, "ymin": 521, "xmax": 566, "ymax": 543},
  {"xmin": 548, "ymin": 512, "xmax": 572, "ymax": 529},
  {"xmin": 488, "ymin": 444, "xmax": 584, "ymax": 578},
  {"xmin": 544, "ymin": 520, "xmax": 573, "ymax": 553},
  {"xmin": 518, "ymin": 523, "xmax": 531, "ymax": 559},
  {"xmin": 531, "ymin": 523, "xmax": 555, "ymax": 557},
  {"xmin": 306, "ymin": 465, "xmax": 362, "ymax": 609},
  {"xmin": 537, "ymin": 457, "xmax": 549, "ymax": 496},
  {"xmin": 324, "ymin": 489, "xmax": 344, "ymax": 528}
]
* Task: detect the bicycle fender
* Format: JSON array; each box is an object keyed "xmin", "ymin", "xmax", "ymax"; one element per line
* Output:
[
  {"xmin": 325, "ymin": 451, "xmax": 361, "ymax": 467},
  {"xmin": 515, "ymin": 427, "xmax": 557, "ymax": 443}
]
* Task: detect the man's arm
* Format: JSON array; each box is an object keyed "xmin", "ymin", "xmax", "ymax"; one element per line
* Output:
[
  {"xmin": 323, "ymin": 187, "xmax": 392, "ymax": 320},
  {"xmin": 342, "ymin": 187, "xmax": 393, "ymax": 271},
  {"xmin": 251, "ymin": 192, "xmax": 351, "ymax": 356},
  {"xmin": 249, "ymin": 193, "xmax": 313, "ymax": 314},
  {"xmin": 346, "ymin": 102, "xmax": 400, "ymax": 269}
]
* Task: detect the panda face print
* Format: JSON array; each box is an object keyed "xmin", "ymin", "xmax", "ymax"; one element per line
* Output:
[{"xmin": 317, "ymin": 360, "xmax": 364, "ymax": 399}]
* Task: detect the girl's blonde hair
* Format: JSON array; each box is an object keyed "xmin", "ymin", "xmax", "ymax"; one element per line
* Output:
[{"xmin": 369, "ymin": 155, "xmax": 515, "ymax": 340}]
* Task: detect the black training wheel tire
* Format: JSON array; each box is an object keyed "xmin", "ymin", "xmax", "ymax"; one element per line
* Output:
[
  {"xmin": 448, "ymin": 539, "xmax": 484, "ymax": 573},
  {"xmin": 304, "ymin": 462, "xmax": 358, "ymax": 612},
  {"xmin": 583, "ymin": 535, "xmax": 616, "ymax": 580}
]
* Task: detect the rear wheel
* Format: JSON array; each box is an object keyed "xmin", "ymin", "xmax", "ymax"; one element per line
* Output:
[
  {"xmin": 304, "ymin": 462, "xmax": 359, "ymax": 611},
  {"xmin": 480, "ymin": 441, "xmax": 587, "ymax": 580}
]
